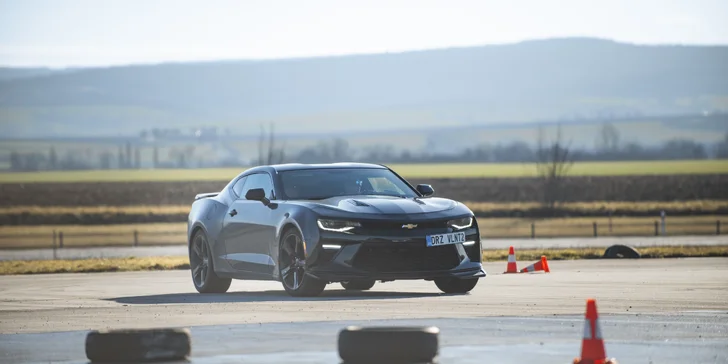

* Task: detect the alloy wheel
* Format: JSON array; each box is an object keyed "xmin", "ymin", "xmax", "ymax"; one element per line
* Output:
[
  {"xmin": 190, "ymin": 233, "xmax": 210, "ymax": 287},
  {"xmin": 280, "ymin": 232, "xmax": 306, "ymax": 290}
]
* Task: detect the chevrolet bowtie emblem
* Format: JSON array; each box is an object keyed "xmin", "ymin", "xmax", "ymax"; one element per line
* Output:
[{"xmin": 401, "ymin": 224, "xmax": 418, "ymax": 229}]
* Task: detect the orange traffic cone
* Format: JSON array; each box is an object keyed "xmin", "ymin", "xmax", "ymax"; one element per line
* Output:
[
  {"xmin": 520, "ymin": 255, "xmax": 550, "ymax": 273},
  {"xmin": 573, "ymin": 298, "xmax": 618, "ymax": 364},
  {"xmin": 503, "ymin": 246, "xmax": 518, "ymax": 273}
]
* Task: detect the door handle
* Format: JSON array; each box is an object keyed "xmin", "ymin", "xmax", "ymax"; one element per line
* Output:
[{"xmin": 229, "ymin": 209, "xmax": 237, "ymax": 217}]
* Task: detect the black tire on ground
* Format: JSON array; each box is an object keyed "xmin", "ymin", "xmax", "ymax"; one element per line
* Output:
[
  {"xmin": 338, "ymin": 326, "xmax": 439, "ymax": 364},
  {"xmin": 279, "ymin": 228, "xmax": 327, "ymax": 297},
  {"xmin": 85, "ymin": 328, "xmax": 191, "ymax": 363},
  {"xmin": 603, "ymin": 244, "xmax": 641, "ymax": 259},
  {"xmin": 434, "ymin": 277, "xmax": 479, "ymax": 294},
  {"xmin": 190, "ymin": 229, "xmax": 232, "ymax": 294},
  {"xmin": 340, "ymin": 279, "xmax": 376, "ymax": 291}
]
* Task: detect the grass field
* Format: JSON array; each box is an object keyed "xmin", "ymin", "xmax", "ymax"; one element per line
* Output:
[
  {"xmin": 2, "ymin": 245, "xmax": 727, "ymax": 275},
  {"xmin": 1, "ymin": 160, "xmax": 727, "ymax": 183},
  {"xmin": 1, "ymin": 216, "xmax": 724, "ymax": 249},
  {"xmin": 4, "ymin": 199, "xmax": 727, "ymax": 216}
]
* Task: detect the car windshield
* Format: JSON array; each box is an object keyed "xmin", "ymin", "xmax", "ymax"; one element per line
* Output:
[{"xmin": 279, "ymin": 168, "xmax": 419, "ymax": 200}]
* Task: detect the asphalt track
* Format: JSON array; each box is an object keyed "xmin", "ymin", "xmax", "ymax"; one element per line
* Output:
[
  {"xmin": 1, "ymin": 258, "xmax": 727, "ymax": 363},
  {"xmin": 2, "ymin": 235, "xmax": 726, "ymax": 261}
]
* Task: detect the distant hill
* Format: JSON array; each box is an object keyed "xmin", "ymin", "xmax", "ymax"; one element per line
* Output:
[
  {"xmin": 0, "ymin": 67, "xmax": 76, "ymax": 81},
  {"xmin": 0, "ymin": 37, "xmax": 727, "ymax": 139}
]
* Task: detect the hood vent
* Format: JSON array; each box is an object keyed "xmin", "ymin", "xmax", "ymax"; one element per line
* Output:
[{"xmin": 349, "ymin": 199, "xmax": 371, "ymax": 207}]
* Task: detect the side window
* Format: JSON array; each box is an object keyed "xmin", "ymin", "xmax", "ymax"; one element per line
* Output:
[
  {"xmin": 232, "ymin": 176, "xmax": 247, "ymax": 197},
  {"xmin": 240, "ymin": 173, "xmax": 275, "ymax": 200}
]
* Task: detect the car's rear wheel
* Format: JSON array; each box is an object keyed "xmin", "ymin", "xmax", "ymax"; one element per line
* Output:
[
  {"xmin": 279, "ymin": 229, "xmax": 326, "ymax": 297},
  {"xmin": 189, "ymin": 230, "xmax": 231, "ymax": 294},
  {"xmin": 341, "ymin": 279, "xmax": 376, "ymax": 291},
  {"xmin": 434, "ymin": 277, "xmax": 478, "ymax": 294}
]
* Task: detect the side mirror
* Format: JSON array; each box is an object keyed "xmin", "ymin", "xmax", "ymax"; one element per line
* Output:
[
  {"xmin": 245, "ymin": 188, "xmax": 270, "ymax": 205},
  {"xmin": 416, "ymin": 184, "xmax": 434, "ymax": 197}
]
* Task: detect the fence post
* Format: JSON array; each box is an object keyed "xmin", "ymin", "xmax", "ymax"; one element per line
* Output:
[
  {"xmin": 133, "ymin": 230, "xmax": 139, "ymax": 247},
  {"xmin": 52, "ymin": 230, "xmax": 57, "ymax": 259},
  {"xmin": 718, "ymin": 221, "xmax": 722, "ymax": 236},
  {"xmin": 660, "ymin": 210, "xmax": 666, "ymax": 236},
  {"xmin": 531, "ymin": 223, "xmax": 535, "ymax": 239},
  {"xmin": 58, "ymin": 231, "xmax": 64, "ymax": 248},
  {"xmin": 593, "ymin": 222, "xmax": 598, "ymax": 237},
  {"xmin": 654, "ymin": 221, "xmax": 658, "ymax": 236},
  {"xmin": 608, "ymin": 211, "xmax": 613, "ymax": 233}
]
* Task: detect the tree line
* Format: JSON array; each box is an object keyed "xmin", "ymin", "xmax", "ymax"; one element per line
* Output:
[{"xmin": 5, "ymin": 124, "xmax": 728, "ymax": 172}]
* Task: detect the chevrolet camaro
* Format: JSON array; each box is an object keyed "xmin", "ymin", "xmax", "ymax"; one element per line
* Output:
[{"xmin": 187, "ymin": 163, "xmax": 486, "ymax": 297}]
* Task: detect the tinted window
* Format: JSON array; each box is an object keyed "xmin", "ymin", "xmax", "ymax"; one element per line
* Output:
[
  {"xmin": 279, "ymin": 168, "xmax": 418, "ymax": 200},
  {"xmin": 240, "ymin": 173, "xmax": 275, "ymax": 200},
  {"xmin": 232, "ymin": 176, "xmax": 247, "ymax": 197}
]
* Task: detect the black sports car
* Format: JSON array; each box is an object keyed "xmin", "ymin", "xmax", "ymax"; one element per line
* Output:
[{"xmin": 187, "ymin": 163, "xmax": 486, "ymax": 297}]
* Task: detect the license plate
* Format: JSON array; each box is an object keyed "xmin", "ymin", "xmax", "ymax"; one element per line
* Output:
[{"xmin": 426, "ymin": 232, "xmax": 466, "ymax": 247}]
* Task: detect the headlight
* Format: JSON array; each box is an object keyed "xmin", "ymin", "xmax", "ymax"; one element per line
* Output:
[
  {"xmin": 317, "ymin": 219, "xmax": 361, "ymax": 232},
  {"xmin": 447, "ymin": 216, "xmax": 473, "ymax": 230}
]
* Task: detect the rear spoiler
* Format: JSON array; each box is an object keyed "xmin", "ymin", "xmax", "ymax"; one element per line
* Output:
[{"xmin": 194, "ymin": 192, "xmax": 219, "ymax": 200}]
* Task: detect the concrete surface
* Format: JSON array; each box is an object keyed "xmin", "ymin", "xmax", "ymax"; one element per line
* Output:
[
  {"xmin": 2, "ymin": 235, "xmax": 726, "ymax": 261},
  {"xmin": 0, "ymin": 258, "xmax": 727, "ymax": 363}
]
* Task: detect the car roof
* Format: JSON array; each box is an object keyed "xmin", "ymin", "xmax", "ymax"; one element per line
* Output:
[
  {"xmin": 269, "ymin": 162, "xmax": 388, "ymax": 172},
  {"xmin": 235, "ymin": 163, "xmax": 389, "ymax": 178}
]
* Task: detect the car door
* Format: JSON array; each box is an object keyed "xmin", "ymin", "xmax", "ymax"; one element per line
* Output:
[{"xmin": 221, "ymin": 172, "xmax": 277, "ymax": 275}]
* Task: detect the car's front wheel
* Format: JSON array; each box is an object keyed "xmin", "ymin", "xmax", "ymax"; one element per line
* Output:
[
  {"xmin": 434, "ymin": 277, "xmax": 478, "ymax": 294},
  {"xmin": 189, "ymin": 230, "xmax": 231, "ymax": 294},
  {"xmin": 279, "ymin": 228, "xmax": 327, "ymax": 297}
]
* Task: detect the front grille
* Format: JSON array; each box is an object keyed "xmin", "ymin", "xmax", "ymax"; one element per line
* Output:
[
  {"xmin": 360, "ymin": 219, "xmax": 449, "ymax": 230},
  {"xmin": 351, "ymin": 242, "xmax": 461, "ymax": 272}
]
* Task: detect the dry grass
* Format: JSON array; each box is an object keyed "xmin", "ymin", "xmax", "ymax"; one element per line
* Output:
[
  {"xmin": 0, "ymin": 256, "xmax": 190, "ymax": 275},
  {"xmin": 481, "ymin": 245, "xmax": 728, "ymax": 262},
  {"xmin": 465, "ymin": 200, "xmax": 728, "ymax": 213},
  {"xmin": 2, "ymin": 245, "xmax": 726, "ymax": 275},
  {"xmin": 0, "ymin": 205, "xmax": 191, "ymax": 215},
  {"xmin": 3, "ymin": 199, "xmax": 727, "ymax": 216},
  {"xmin": 1, "ymin": 160, "xmax": 727, "ymax": 183}
]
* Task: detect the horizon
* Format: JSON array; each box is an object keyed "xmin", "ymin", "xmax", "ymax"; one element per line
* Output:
[
  {"xmin": 1, "ymin": 0, "xmax": 727, "ymax": 68},
  {"xmin": 2, "ymin": 36, "xmax": 726, "ymax": 71}
]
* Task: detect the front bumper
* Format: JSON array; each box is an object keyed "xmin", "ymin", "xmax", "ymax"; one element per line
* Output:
[
  {"xmin": 305, "ymin": 227, "xmax": 486, "ymax": 282},
  {"xmin": 308, "ymin": 264, "xmax": 486, "ymax": 282}
]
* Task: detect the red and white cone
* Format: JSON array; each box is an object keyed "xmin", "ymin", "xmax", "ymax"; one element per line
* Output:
[
  {"xmin": 503, "ymin": 246, "xmax": 518, "ymax": 273},
  {"xmin": 520, "ymin": 255, "xmax": 550, "ymax": 273},
  {"xmin": 573, "ymin": 298, "xmax": 618, "ymax": 364}
]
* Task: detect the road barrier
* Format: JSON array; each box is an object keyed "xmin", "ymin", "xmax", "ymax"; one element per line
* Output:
[
  {"xmin": 0, "ymin": 218, "xmax": 724, "ymax": 250},
  {"xmin": 485, "ymin": 219, "xmax": 724, "ymax": 239}
]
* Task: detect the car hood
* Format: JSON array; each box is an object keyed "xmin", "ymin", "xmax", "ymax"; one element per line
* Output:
[{"xmin": 304, "ymin": 195, "xmax": 458, "ymax": 215}]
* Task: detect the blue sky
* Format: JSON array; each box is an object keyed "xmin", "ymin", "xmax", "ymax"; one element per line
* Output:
[{"xmin": 1, "ymin": 0, "xmax": 726, "ymax": 68}]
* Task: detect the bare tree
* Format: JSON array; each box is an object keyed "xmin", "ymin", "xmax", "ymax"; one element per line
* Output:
[
  {"xmin": 257, "ymin": 122, "xmax": 286, "ymax": 165},
  {"xmin": 596, "ymin": 122, "xmax": 620, "ymax": 153},
  {"xmin": 536, "ymin": 124, "xmax": 574, "ymax": 211}
]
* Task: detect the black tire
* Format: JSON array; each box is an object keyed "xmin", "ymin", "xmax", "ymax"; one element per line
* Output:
[
  {"xmin": 189, "ymin": 229, "xmax": 232, "ymax": 294},
  {"xmin": 603, "ymin": 244, "xmax": 641, "ymax": 259},
  {"xmin": 85, "ymin": 328, "xmax": 191, "ymax": 363},
  {"xmin": 338, "ymin": 326, "xmax": 439, "ymax": 364},
  {"xmin": 279, "ymin": 228, "xmax": 327, "ymax": 297},
  {"xmin": 434, "ymin": 277, "xmax": 479, "ymax": 294},
  {"xmin": 341, "ymin": 279, "xmax": 376, "ymax": 291}
]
